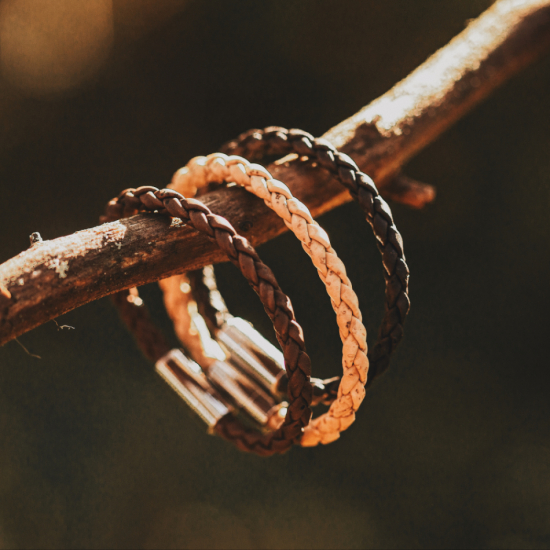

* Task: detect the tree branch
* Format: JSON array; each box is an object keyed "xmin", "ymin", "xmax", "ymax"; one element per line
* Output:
[{"xmin": 1, "ymin": 0, "xmax": 550, "ymax": 346}]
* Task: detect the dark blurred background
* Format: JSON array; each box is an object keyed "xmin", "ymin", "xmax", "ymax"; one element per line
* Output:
[{"xmin": 0, "ymin": 0, "xmax": 549, "ymax": 548}]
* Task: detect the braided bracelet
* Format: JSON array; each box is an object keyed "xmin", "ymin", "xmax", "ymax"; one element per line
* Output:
[
  {"xmin": 169, "ymin": 155, "xmax": 369, "ymax": 447},
  {"xmin": 101, "ymin": 188, "xmax": 313, "ymax": 456},
  {"xmin": 220, "ymin": 127, "xmax": 410, "ymax": 386}
]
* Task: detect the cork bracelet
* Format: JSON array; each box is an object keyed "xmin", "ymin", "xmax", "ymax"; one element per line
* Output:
[
  {"xmin": 101, "ymin": 188, "xmax": 313, "ymax": 456},
  {"xmin": 169, "ymin": 155, "xmax": 369, "ymax": 447},
  {"xmin": 220, "ymin": 127, "xmax": 410, "ymax": 387}
]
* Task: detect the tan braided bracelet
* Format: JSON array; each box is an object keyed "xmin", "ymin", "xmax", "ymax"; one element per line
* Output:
[{"xmin": 169, "ymin": 154, "xmax": 369, "ymax": 447}]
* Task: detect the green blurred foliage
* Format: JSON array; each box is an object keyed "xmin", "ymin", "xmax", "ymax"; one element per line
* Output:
[{"xmin": 1, "ymin": 0, "xmax": 549, "ymax": 548}]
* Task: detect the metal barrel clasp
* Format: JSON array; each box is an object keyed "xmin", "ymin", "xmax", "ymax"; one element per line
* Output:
[
  {"xmin": 207, "ymin": 359, "xmax": 287, "ymax": 430},
  {"xmin": 217, "ymin": 317, "xmax": 286, "ymax": 397},
  {"xmin": 155, "ymin": 349, "xmax": 232, "ymax": 432}
]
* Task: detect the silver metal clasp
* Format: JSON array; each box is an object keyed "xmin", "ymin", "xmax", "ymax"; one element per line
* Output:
[
  {"xmin": 217, "ymin": 317, "xmax": 286, "ymax": 397},
  {"xmin": 206, "ymin": 359, "xmax": 287, "ymax": 431},
  {"xmin": 155, "ymin": 349, "xmax": 232, "ymax": 432}
]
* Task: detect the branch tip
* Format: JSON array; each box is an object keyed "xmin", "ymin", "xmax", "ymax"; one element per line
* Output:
[{"xmin": 384, "ymin": 174, "xmax": 437, "ymax": 209}]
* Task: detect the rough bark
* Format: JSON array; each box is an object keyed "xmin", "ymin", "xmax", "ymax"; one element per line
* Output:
[{"xmin": 1, "ymin": 0, "xmax": 550, "ymax": 346}]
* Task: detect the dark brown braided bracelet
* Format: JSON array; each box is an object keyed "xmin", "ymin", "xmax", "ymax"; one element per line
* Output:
[
  {"xmin": 100, "ymin": 187, "xmax": 313, "ymax": 456},
  {"xmin": 220, "ymin": 127, "xmax": 410, "ymax": 395}
]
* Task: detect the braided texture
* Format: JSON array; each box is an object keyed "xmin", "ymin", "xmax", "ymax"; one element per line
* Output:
[
  {"xmin": 101, "ymin": 187, "xmax": 313, "ymax": 456},
  {"xmin": 221, "ymin": 127, "xmax": 410, "ymax": 388},
  {"xmin": 171, "ymin": 155, "xmax": 369, "ymax": 447}
]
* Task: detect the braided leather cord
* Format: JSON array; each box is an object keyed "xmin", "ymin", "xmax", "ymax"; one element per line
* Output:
[
  {"xmin": 221, "ymin": 127, "xmax": 410, "ymax": 391},
  {"xmin": 170, "ymin": 155, "xmax": 369, "ymax": 447},
  {"xmin": 101, "ymin": 187, "xmax": 313, "ymax": 456}
]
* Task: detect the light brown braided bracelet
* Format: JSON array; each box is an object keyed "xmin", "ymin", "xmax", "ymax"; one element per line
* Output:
[{"xmin": 168, "ymin": 153, "xmax": 368, "ymax": 447}]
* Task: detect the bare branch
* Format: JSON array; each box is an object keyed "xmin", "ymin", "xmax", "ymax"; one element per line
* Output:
[{"xmin": 1, "ymin": 0, "xmax": 550, "ymax": 346}]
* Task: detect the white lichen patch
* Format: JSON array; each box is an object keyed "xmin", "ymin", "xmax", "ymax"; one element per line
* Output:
[
  {"xmin": 57, "ymin": 261, "xmax": 69, "ymax": 278},
  {"xmin": 47, "ymin": 258, "xmax": 69, "ymax": 279}
]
